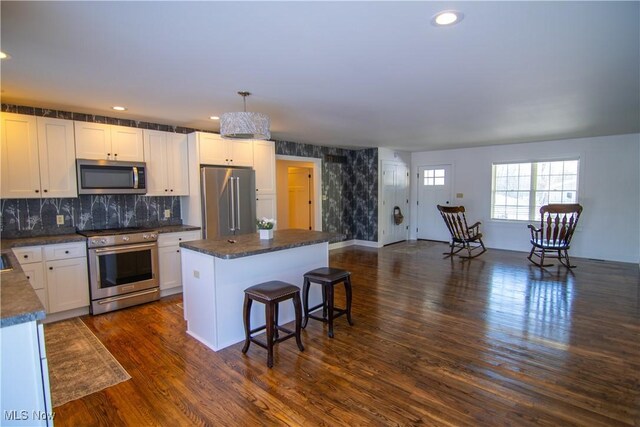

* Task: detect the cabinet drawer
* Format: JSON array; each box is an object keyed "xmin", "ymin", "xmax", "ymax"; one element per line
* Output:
[
  {"xmin": 12, "ymin": 246, "xmax": 43, "ymax": 264},
  {"xmin": 158, "ymin": 230, "xmax": 201, "ymax": 247},
  {"xmin": 43, "ymin": 242, "xmax": 86, "ymax": 261}
]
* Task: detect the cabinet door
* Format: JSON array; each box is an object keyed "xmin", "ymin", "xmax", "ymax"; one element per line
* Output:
[
  {"xmin": 45, "ymin": 258, "xmax": 89, "ymax": 313},
  {"xmin": 111, "ymin": 125, "xmax": 144, "ymax": 161},
  {"xmin": 167, "ymin": 133, "xmax": 189, "ymax": 195},
  {"xmin": 256, "ymin": 194, "xmax": 277, "ymax": 227},
  {"xmin": 74, "ymin": 121, "xmax": 111, "ymax": 160},
  {"xmin": 143, "ymin": 130, "xmax": 169, "ymax": 196},
  {"xmin": 21, "ymin": 263, "xmax": 47, "ymax": 310},
  {"xmin": 229, "ymin": 140, "xmax": 254, "ymax": 167},
  {"xmin": 198, "ymin": 132, "xmax": 228, "ymax": 165},
  {"xmin": 37, "ymin": 117, "xmax": 77, "ymax": 198},
  {"xmin": 1, "ymin": 113, "xmax": 42, "ymax": 198},
  {"xmin": 253, "ymin": 140, "xmax": 276, "ymax": 193},
  {"xmin": 158, "ymin": 245, "xmax": 182, "ymax": 290}
]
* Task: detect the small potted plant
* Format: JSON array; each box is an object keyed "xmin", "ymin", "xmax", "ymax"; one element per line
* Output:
[{"xmin": 256, "ymin": 217, "xmax": 276, "ymax": 240}]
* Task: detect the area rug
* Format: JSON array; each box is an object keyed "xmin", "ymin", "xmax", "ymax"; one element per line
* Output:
[{"xmin": 44, "ymin": 318, "xmax": 131, "ymax": 407}]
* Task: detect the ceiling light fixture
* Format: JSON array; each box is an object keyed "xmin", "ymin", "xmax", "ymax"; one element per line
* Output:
[
  {"xmin": 112, "ymin": 106, "xmax": 127, "ymax": 111},
  {"xmin": 0, "ymin": 51, "xmax": 10, "ymax": 59},
  {"xmin": 210, "ymin": 116, "xmax": 220, "ymax": 120},
  {"xmin": 220, "ymin": 91, "xmax": 270, "ymax": 140},
  {"xmin": 432, "ymin": 10, "xmax": 464, "ymax": 26}
]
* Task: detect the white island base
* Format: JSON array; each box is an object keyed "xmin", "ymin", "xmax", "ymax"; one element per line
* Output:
[{"xmin": 181, "ymin": 243, "xmax": 326, "ymax": 351}]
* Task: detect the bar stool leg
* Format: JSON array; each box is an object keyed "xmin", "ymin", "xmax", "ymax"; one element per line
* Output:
[
  {"xmin": 265, "ymin": 302, "xmax": 275, "ymax": 368},
  {"xmin": 292, "ymin": 292, "xmax": 305, "ymax": 351},
  {"xmin": 345, "ymin": 276, "xmax": 354, "ymax": 326},
  {"xmin": 242, "ymin": 295, "xmax": 252, "ymax": 354},
  {"xmin": 322, "ymin": 284, "xmax": 328, "ymax": 319},
  {"xmin": 274, "ymin": 301, "xmax": 280, "ymax": 340},
  {"xmin": 302, "ymin": 278, "xmax": 310, "ymax": 328},
  {"xmin": 327, "ymin": 283, "xmax": 335, "ymax": 338}
]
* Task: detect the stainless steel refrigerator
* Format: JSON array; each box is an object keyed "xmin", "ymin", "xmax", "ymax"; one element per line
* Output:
[{"xmin": 201, "ymin": 166, "xmax": 256, "ymax": 239}]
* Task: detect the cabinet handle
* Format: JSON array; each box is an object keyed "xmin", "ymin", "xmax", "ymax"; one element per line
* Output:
[
  {"xmin": 107, "ymin": 153, "xmax": 111, "ymax": 157},
  {"xmin": 65, "ymin": 250, "xmax": 69, "ymax": 254},
  {"xmin": 23, "ymin": 255, "xmax": 29, "ymax": 259},
  {"xmin": 165, "ymin": 189, "xmax": 168, "ymax": 192},
  {"xmin": 49, "ymin": 267, "xmax": 53, "ymax": 270},
  {"xmin": 26, "ymin": 276, "xmax": 30, "ymax": 280},
  {"xmin": 35, "ymin": 189, "xmax": 39, "ymax": 193},
  {"xmin": 176, "ymin": 249, "xmax": 180, "ymax": 253},
  {"xmin": 114, "ymin": 153, "xmax": 118, "ymax": 157},
  {"xmin": 178, "ymin": 238, "xmax": 182, "ymax": 241},
  {"xmin": 43, "ymin": 189, "xmax": 48, "ymax": 193},
  {"xmin": 170, "ymin": 189, "xmax": 173, "ymax": 192}
]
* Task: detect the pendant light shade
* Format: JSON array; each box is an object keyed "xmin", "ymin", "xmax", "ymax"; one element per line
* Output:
[{"xmin": 220, "ymin": 91, "xmax": 271, "ymax": 140}]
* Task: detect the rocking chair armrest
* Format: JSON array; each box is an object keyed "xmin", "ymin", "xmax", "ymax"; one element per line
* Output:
[
  {"xmin": 527, "ymin": 224, "xmax": 541, "ymax": 239},
  {"xmin": 467, "ymin": 221, "xmax": 481, "ymax": 231}
]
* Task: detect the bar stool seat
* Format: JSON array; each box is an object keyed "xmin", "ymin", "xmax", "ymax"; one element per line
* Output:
[
  {"xmin": 242, "ymin": 280, "xmax": 304, "ymax": 368},
  {"xmin": 302, "ymin": 267, "xmax": 353, "ymax": 338}
]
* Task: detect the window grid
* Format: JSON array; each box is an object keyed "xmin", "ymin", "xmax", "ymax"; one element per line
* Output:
[
  {"xmin": 423, "ymin": 169, "xmax": 445, "ymax": 186},
  {"xmin": 491, "ymin": 159, "xmax": 578, "ymax": 221}
]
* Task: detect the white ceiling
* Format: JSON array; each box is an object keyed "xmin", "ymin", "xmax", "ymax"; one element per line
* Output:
[{"xmin": 1, "ymin": 1, "xmax": 638, "ymax": 152}]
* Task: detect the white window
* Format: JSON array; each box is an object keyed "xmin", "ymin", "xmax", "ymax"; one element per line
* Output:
[
  {"xmin": 423, "ymin": 168, "xmax": 445, "ymax": 186},
  {"xmin": 491, "ymin": 159, "xmax": 579, "ymax": 221}
]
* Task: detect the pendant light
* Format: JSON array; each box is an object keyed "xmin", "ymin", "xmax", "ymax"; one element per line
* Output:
[{"xmin": 220, "ymin": 91, "xmax": 271, "ymax": 140}]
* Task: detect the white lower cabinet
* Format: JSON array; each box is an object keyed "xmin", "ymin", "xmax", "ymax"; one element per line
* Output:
[
  {"xmin": 0, "ymin": 321, "xmax": 53, "ymax": 426},
  {"xmin": 158, "ymin": 230, "xmax": 201, "ymax": 295},
  {"xmin": 13, "ymin": 242, "xmax": 89, "ymax": 315}
]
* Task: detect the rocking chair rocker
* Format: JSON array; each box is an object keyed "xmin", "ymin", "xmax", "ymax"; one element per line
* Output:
[
  {"xmin": 437, "ymin": 205, "xmax": 487, "ymax": 259},
  {"xmin": 527, "ymin": 204, "xmax": 583, "ymax": 268}
]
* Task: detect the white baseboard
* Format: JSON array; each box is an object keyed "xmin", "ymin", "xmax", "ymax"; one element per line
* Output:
[
  {"xmin": 42, "ymin": 306, "xmax": 90, "ymax": 324},
  {"xmin": 329, "ymin": 239, "xmax": 381, "ymax": 250},
  {"xmin": 160, "ymin": 286, "xmax": 183, "ymax": 298}
]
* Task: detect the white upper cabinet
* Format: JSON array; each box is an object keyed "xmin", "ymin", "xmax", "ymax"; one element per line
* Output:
[
  {"xmin": 198, "ymin": 132, "xmax": 253, "ymax": 167},
  {"xmin": 1, "ymin": 113, "xmax": 77, "ymax": 198},
  {"xmin": 143, "ymin": 130, "xmax": 189, "ymax": 196},
  {"xmin": 75, "ymin": 122, "xmax": 143, "ymax": 161},
  {"xmin": 253, "ymin": 140, "xmax": 276, "ymax": 194}
]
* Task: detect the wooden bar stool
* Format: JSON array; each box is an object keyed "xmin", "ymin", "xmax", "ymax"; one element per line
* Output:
[
  {"xmin": 302, "ymin": 267, "xmax": 353, "ymax": 338},
  {"xmin": 242, "ymin": 281, "xmax": 304, "ymax": 368}
]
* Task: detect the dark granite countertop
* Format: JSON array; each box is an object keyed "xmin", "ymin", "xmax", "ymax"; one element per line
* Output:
[
  {"xmin": 1, "ymin": 233, "xmax": 86, "ymax": 250},
  {"xmin": 0, "ymin": 224, "xmax": 200, "ymax": 250},
  {"xmin": 180, "ymin": 229, "xmax": 343, "ymax": 259},
  {"xmin": 156, "ymin": 224, "xmax": 201, "ymax": 234},
  {"xmin": 1, "ymin": 249, "xmax": 46, "ymax": 327}
]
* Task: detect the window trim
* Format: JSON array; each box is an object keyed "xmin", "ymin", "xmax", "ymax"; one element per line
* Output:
[{"xmin": 491, "ymin": 156, "xmax": 580, "ymax": 222}]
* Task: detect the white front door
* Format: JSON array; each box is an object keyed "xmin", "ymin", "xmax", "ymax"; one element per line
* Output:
[{"xmin": 417, "ymin": 164, "xmax": 452, "ymax": 241}]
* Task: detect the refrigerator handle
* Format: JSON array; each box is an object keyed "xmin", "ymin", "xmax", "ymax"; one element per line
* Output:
[
  {"xmin": 235, "ymin": 176, "xmax": 241, "ymax": 231},
  {"xmin": 229, "ymin": 177, "xmax": 236, "ymax": 231}
]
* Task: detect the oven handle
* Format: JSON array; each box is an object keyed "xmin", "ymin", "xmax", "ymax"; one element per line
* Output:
[
  {"xmin": 97, "ymin": 288, "xmax": 159, "ymax": 305},
  {"xmin": 93, "ymin": 242, "xmax": 157, "ymax": 254}
]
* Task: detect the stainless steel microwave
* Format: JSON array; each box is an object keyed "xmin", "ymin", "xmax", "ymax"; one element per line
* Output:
[{"xmin": 77, "ymin": 159, "xmax": 147, "ymax": 195}]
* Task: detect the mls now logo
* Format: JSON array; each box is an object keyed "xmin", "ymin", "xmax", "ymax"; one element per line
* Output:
[{"xmin": 4, "ymin": 410, "xmax": 29, "ymax": 420}]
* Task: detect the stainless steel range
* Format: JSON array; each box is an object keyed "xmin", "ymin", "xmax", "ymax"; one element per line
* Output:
[{"xmin": 78, "ymin": 227, "xmax": 160, "ymax": 314}]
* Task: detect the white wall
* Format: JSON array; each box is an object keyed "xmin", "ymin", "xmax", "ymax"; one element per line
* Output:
[{"xmin": 410, "ymin": 133, "xmax": 640, "ymax": 263}]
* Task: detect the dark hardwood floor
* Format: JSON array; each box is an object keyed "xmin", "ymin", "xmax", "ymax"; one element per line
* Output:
[{"xmin": 54, "ymin": 241, "xmax": 639, "ymax": 426}]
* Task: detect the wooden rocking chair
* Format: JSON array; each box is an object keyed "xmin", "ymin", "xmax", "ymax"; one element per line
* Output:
[
  {"xmin": 437, "ymin": 205, "xmax": 487, "ymax": 259},
  {"xmin": 527, "ymin": 204, "xmax": 583, "ymax": 268}
]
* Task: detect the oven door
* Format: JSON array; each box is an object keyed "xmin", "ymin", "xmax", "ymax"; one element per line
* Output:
[{"xmin": 88, "ymin": 242, "xmax": 159, "ymax": 300}]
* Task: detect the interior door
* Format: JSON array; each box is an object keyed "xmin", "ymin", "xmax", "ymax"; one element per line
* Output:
[
  {"xmin": 381, "ymin": 162, "xmax": 409, "ymax": 245},
  {"xmin": 288, "ymin": 167, "xmax": 312, "ymax": 230},
  {"xmin": 417, "ymin": 164, "xmax": 452, "ymax": 241}
]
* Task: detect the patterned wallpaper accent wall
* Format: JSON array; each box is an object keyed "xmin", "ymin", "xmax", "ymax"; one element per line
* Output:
[
  {"xmin": 1, "ymin": 196, "xmax": 182, "ymax": 238},
  {"xmin": 275, "ymin": 141, "xmax": 378, "ymax": 241}
]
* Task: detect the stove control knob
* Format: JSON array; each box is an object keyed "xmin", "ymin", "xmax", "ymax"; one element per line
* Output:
[
  {"xmin": 100, "ymin": 238, "xmax": 108, "ymax": 245},
  {"xmin": 122, "ymin": 236, "xmax": 130, "ymax": 242},
  {"xmin": 143, "ymin": 234, "xmax": 150, "ymax": 240},
  {"xmin": 91, "ymin": 239, "xmax": 100, "ymax": 246},
  {"xmin": 150, "ymin": 233, "xmax": 157, "ymax": 239}
]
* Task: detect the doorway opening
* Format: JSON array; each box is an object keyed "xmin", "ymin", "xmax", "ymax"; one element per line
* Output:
[{"xmin": 275, "ymin": 155, "xmax": 322, "ymax": 231}]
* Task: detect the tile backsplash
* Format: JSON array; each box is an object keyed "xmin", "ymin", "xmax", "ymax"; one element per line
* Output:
[{"xmin": 1, "ymin": 196, "xmax": 181, "ymax": 238}]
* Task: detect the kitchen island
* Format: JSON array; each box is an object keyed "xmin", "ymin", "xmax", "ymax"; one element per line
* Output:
[{"xmin": 179, "ymin": 229, "xmax": 341, "ymax": 351}]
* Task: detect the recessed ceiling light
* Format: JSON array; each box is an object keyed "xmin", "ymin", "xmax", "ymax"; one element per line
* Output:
[
  {"xmin": 0, "ymin": 51, "xmax": 10, "ymax": 59},
  {"xmin": 112, "ymin": 106, "xmax": 127, "ymax": 111},
  {"xmin": 210, "ymin": 116, "xmax": 220, "ymax": 120},
  {"xmin": 432, "ymin": 10, "xmax": 464, "ymax": 26}
]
